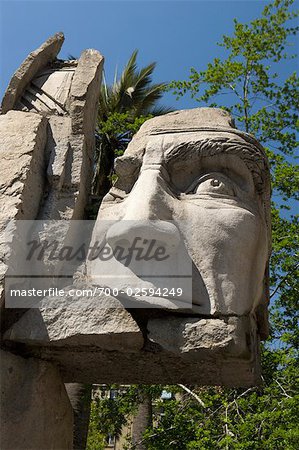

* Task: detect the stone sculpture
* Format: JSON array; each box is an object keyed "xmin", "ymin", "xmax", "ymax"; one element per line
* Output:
[
  {"xmin": 0, "ymin": 32, "xmax": 271, "ymax": 450},
  {"xmin": 4, "ymin": 108, "xmax": 272, "ymax": 388},
  {"xmin": 88, "ymin": 107, "xmax": 271, "ymax": 336}
]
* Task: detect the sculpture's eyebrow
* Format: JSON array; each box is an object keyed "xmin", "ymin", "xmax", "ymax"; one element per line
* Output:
[
  {"xmin": 164, "ymin": 136, "xmax": 269, "ymax": 195},
  {"xmin": 164, "ymin": 141, "xmax": 202, "ymax": 164}
]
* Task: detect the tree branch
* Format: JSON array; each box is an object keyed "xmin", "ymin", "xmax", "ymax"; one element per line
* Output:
[
  {"xmin": 177, "ymin": 384, "xmax": 206, "ymax": 408},
  {"xmin": 270, "ymin": 262, "xmax": 299, "ymax": 299}
]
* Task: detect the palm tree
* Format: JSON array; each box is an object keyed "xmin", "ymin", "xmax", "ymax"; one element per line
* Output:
[
  {"xmin": 98, "ymin": 49, "xmax": 171, "ymax": 119},
  {"xmin": 92, "ymin": 50, "xmax": 172, "ymax": 198}
]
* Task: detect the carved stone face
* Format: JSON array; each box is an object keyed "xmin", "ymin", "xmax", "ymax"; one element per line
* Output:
[{"xmin": 88, "ymin": 109, "xmax": 271, "ymax": 317}]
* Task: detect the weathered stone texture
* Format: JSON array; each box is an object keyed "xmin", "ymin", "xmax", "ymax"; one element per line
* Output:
[
  {"xmin": 4, "ymin": 309, "xmax": 260, "ymax": 386},
  {"xmin": 4, "ymin": 292, "xmax": 144, "ymax": 351},
  {"xmin": 0, "ymin": 111, "xmax": 47, "ymax": 311},
  {"xmin": 1, "ymin": 32, "xmax": 65, "ymax": 114},
  {"xmin": 20, "ymin": 338, "xmax": 260, "ymax": 387},
  {"xmin": 68, "ymin": 49, "xmax": 104, "ymax": 218},
  {"xmin": 46, "ymin": 116, "xmax": 72, "ymax": 190},
  {"xmin": 70, "ymin": 49, "xmax": 104, "ymax": 137},
  {"xmin": 147, "ymin": 316, "xmax": 253, "ymax": 358},
  {"xmin": 0, "ymin": 35, "xmax": 104, "ymax": 329},
  {"xmin": 34, "ymin": 49, "xmax": 103, "ymax": 222},
  {"xmin": 0, "ymin": 350, "xmax": 73, "ymax": 450},
  {"xmin": 0, "ymin": 33, "xmax": 106, "ymax": 450},
  {"xmin": 0, "ymin": 110, "xmax": 47, "ymax": 221}
]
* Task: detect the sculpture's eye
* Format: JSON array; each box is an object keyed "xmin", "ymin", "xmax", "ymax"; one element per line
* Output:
[{"xmin": 186, "ymin": 173, "xmax": 236, "ymax": 197}]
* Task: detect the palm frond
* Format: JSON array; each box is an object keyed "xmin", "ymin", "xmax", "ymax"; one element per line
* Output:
[{"xmin": 98, "ymin": 50, "xmax": 171, "ymax": 118}]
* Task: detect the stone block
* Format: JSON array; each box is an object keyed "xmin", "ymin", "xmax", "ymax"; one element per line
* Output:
[
  {"xmin": 147, "ymin": 316, "xmax": 252, "ymax": 359},
  {"xmin": 4, "ymin": 311, "xmax": 260, "ymax": 387},
  {"xmin": 1, "ymin": 32, "xmax": 64, "ymax": 114},
  {"xmin": 0, "ymin": 349, "xmax": 73, "ymax": 450},
  {"xmin": 0, "ymin": 110, "xmax": 47, "ymax": 220},
  {"xmin": 4, "ymin": 290, "xmax": 144, "ymax": 352},
  {"xmin": 0, "ymin": 110, "xmax": 47, "ymax": 312}
]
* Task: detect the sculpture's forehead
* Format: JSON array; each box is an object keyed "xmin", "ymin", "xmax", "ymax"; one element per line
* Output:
[
  {"xmin": 125, "ymin": 131, "xmax": 252, "ymax": 166},
  {"xmin": 142, "ymin": 132, "xmax": 247, "ymax": 164},
  {"xmin": 116, "ymin": 130, "xmax": 270, "ymax": 199}
]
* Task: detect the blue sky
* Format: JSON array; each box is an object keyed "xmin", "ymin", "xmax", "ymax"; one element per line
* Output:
[{"xmin": 0, "ymin": 0, "xmax": 282, "ymax": 109}]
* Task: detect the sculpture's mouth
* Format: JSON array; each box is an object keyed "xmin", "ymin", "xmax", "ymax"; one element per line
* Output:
[
  {"xmin": 89, "ymin": 258, "xmax": 193, "ymax": 309},
  {"xmin": 115, "ymin": 290, "xmax": 192, "ymax": 310}
]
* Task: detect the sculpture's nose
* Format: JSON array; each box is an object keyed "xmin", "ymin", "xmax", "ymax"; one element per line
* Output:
[
  {"xmin": 121, "ymin": 165, "xmax": 174, "ymax": 221},
  {"xmin": 106, "ymin": 220, "xmax": 180, "ymax": 257},
  {"xmin": 106, "ymin": 166, "xmax": 180, "ymax": 257}
]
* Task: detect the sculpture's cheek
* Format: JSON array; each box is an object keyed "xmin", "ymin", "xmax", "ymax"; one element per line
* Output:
[
  {"xmin": 175, "ymin": 202, "xmax": 267, "ymax": 315},
  {"xmin": 96, "ymin": 201, "xmax": 126, "ymax": 220}
]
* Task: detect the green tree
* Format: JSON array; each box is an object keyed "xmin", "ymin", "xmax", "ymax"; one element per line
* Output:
[
  {"xmin": 87, "ymin": 385, "xmax": 161, "ymax": 450},
  {"xmin": 92, "ymin": 50, "xmax": 172, "ymax": 198}
]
